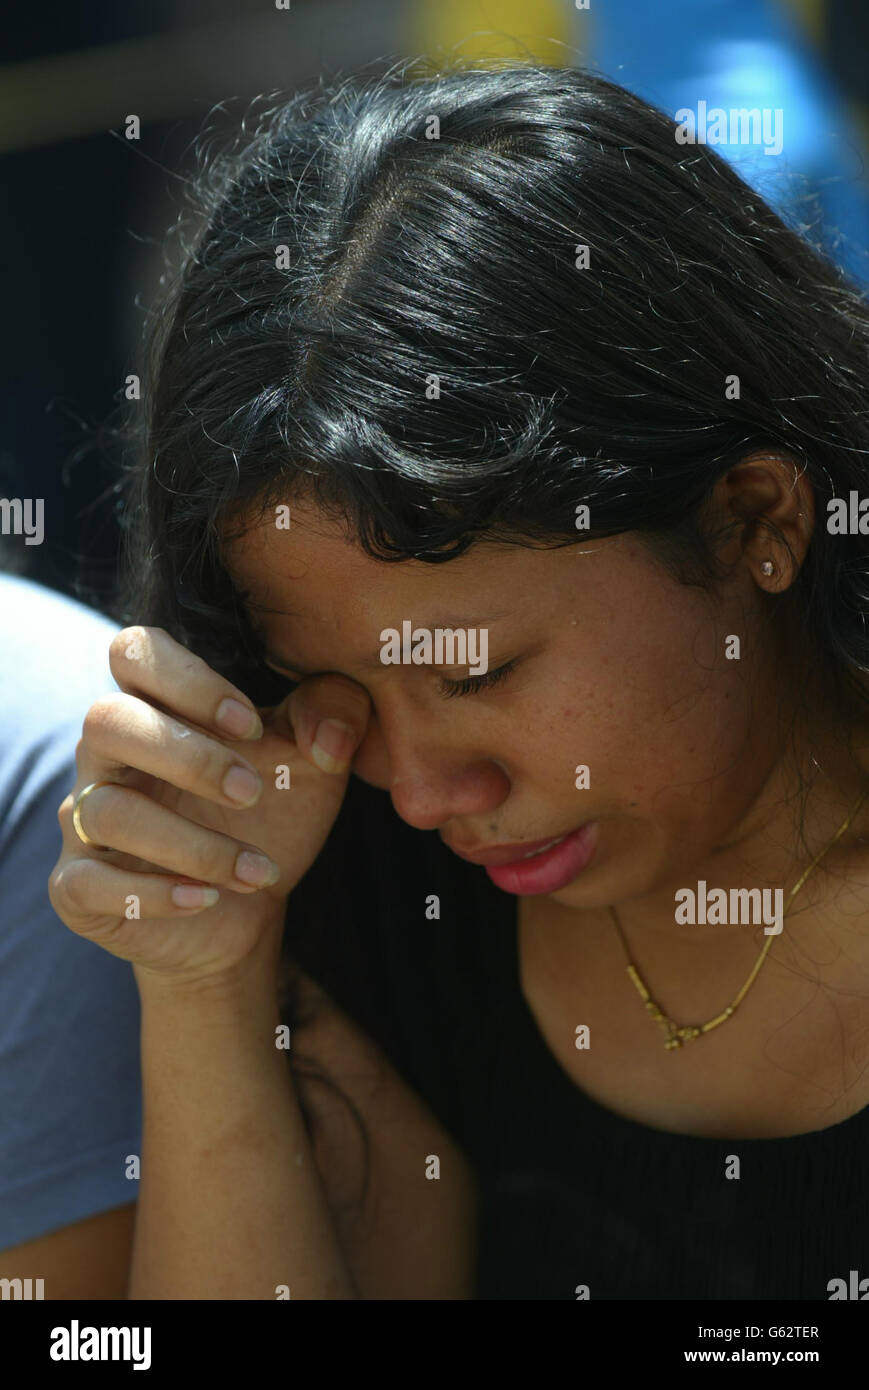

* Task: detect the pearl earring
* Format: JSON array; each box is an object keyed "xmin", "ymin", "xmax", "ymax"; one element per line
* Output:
[{"xmin": 760, "ymin": 560, "xmax": 775, "ymax": 576}]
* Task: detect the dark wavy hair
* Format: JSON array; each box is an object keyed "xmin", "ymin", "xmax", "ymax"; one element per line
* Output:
[{"xmin": 115, "ymin": 59, "xmax": 869, "ymax": 1216}]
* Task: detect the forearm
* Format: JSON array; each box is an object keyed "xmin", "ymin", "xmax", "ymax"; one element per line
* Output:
[{"xmin": 128, "ymin": 924, "xmax": 358, "ymax": 1300}]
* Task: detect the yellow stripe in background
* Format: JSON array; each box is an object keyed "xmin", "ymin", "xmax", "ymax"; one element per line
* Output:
[
  {"xmin": 778, "ymin": 0, "xmax": 825, "ymax": 49},
  {"xmin": 406, "ymin": 0, "xmax": 582, "ymax": 72},
  {"xmin": 777, "ymin": 0, "xmax": 869, "ymax": 168}
]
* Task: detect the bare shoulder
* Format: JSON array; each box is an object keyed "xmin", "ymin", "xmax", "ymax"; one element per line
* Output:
[{"xmin": 285, "ymin": 962, "xmax": 479, "ymax": 1300}]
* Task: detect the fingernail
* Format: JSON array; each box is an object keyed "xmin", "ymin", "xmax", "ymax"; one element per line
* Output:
[
  {"xmin": 234, "ymin": 850, "xmax": 280, "ymax": 886},
  {"xmin": 311, "ymin": 719, "xmax": 357, "ymax": 773},
  {"xmin": 216, "ymin": 698, "xmax": 263, "ymax": 739},
  {"xmin": 172, "ymin": 885, "xmax": 220, "ymax": 908},
  {"xmin": 222, "ymin": 765, "xmax": 262, "ymax": 806}
]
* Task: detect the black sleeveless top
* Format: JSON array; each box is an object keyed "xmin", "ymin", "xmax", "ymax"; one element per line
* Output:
[{"xmin": 282, "ymin": 774, "xmax": 869, "ymax": 1300}]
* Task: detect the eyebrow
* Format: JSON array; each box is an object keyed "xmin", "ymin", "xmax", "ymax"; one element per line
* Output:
[{"xmin": 264, "ymin": 610, "xmax": 510, "ymax": 676}]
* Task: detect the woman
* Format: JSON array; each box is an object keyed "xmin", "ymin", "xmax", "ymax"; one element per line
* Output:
[{"xmin": 49, "ymin": 61, "xmax": 869, "ymax": 1300}]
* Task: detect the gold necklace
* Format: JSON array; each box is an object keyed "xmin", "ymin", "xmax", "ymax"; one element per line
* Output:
[{"xmin": 610, "ymin": 790, "xmax": 868, "ymax": 1050}]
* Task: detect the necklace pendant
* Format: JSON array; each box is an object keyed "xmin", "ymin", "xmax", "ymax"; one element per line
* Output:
[
  {"xmin": 615, "ymin": 790, "xmax": 867, "ymax": 1056},
  {"xmin": 644, "ymin": 1000, "xmax": 681, "ymax": 1048}
]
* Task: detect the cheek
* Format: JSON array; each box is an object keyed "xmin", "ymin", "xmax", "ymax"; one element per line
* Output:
[{"xmin": 541, "ymin": 644, "xmax": 751, "ymax": 792}]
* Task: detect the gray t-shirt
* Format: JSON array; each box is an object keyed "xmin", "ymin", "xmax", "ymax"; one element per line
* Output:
[{"xmin": 0, "ymin": 574, "xmax": 141, "ymax": 1249}]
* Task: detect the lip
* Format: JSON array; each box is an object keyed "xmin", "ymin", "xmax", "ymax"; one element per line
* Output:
[
  {"xmin": 444, "ymin": 822, "xmax": 599, "ymax": 896},
  {"xmin": 445, "ymin": 827, "xmax": 586, "ymax": 868},
  {"xmin": 488, "ymin": 822, "xmax": 599, "ymax": 895}
]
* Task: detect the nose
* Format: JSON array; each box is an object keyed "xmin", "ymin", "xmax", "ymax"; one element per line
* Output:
[
  {"xmin": 389, "ymin": 757, "xmax": 511, "ymax": 831},
  {"xmin": 350, "ymin": 710, "xmax": 511, "ymax": 831}
]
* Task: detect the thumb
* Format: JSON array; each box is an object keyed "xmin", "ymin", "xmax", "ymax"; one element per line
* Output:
[{"xmin": 284, "ymin": 672, "xmax": 372, "ymax": 774}]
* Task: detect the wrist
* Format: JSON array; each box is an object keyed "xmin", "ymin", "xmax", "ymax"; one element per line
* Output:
[{"xmin": 133, "ymin": 905, "xmax": 286, "ymax": 1005}]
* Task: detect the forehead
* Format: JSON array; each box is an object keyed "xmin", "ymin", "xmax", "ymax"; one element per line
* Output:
[
  {"xmin": 222, "ymin": 494, "xmax": 533, "ymax": 625},
  {"xmin": 226, "ymin": 498, "xmax": 384, "ymax": 611}
]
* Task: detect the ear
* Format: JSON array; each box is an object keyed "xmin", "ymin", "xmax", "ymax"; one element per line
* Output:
[{"xmin": 720, "ymin": 450, "xmax": 814, "ymax": 592}]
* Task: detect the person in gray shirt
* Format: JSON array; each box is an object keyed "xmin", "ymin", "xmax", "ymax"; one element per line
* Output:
[{"xmin": 0, "ymin": 573, "xmax": 139, "ymax": 1295}]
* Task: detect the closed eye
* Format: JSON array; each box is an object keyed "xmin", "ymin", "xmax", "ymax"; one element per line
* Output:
[
  {"xmin": 437, "ymin": 659, "xmax": 517, "ymax": 699},
  {"xmin": 265, "ymin": 658, "xmax": 519, "ymax": 699}
]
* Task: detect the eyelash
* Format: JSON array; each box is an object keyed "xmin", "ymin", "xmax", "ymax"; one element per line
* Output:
[
  {"xmin": 438, "ymin": 659, "xmax": 517, "ymax": 699},
  {"xmin": 269, "ymin": 659, "xmax": 518, "ymax": 699}
]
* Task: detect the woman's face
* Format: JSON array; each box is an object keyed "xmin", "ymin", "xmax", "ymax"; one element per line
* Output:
[{"xmin": 226, "ymin": 492, "xmax": 788, "ymax": 909}]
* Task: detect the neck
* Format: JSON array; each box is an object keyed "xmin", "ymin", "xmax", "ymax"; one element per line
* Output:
[{"xmin": 608, "ymin": 705, "xmax": 868, "ymax": 949}]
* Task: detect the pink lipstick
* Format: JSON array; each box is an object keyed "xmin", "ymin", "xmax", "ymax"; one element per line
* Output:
[{"xmin": 447, "ymin": 822, "xmax": 599, "ymax": 895}]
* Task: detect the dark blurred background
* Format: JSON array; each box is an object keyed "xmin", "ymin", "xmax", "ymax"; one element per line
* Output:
[{"xmin": 1, "ymin": 0, "xmax": 867, "ymax": 614}]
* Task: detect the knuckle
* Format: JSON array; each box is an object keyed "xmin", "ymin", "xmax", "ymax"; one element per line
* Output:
[
  {"xmin": 47, "ymin": 867, "xmax": 61, "ymax": 911},
  {"xmin": 50, "ymin": 859, "xmax": 95, "ymax": 915},
  {"xmin": 79, "ymin": 784, "xmax": 120, "ymax": 843},
  {"xmin": 299, "ymin": 672, "xmax": 370, "ymax": 725},
  {"xmin": 329, "ymin": 676, "xmax": 370, "ymax": 718},
  {"xmin": 185, "ymin": 735, "xmax": 222, "ymax": 784},
  {"xmin": 82, "ymin": 692, "xmax": 127, "ymax": 741},
  {"xmin": 57, "ymin": 792, "xmax": 74, "ymax": 830},
  {"xmin": 196, "ymin": 836, "xmax": 234, "ymax": 883},
  {"xmin": 109, "ymin": 625, "xmax": 151, "ymax": 666}
]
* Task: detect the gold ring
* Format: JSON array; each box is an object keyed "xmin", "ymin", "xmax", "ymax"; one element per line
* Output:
[{"xmin": 71, "ymin": 780, "xmax": 116, "ymax": 851}]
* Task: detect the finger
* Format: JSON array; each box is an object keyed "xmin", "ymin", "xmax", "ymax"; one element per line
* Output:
[
  {"xmin": 50, "ymin": 857, "xmax": 222, "ymax": 924},
  {"xmin": 108, "ymin": 626, "xmax": 263, "ymax": 741},
  {"xmin": 59, "ymin": 783, "xmax": 280, "ymax": 892},
  {"xmin": 78, "ymin": 692, "xmax": 265, "ymax": 810},
  {"xmin": 284, "ymin": 672, "xmax": 372, "ymax": 774}
]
